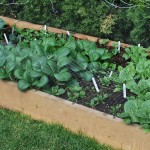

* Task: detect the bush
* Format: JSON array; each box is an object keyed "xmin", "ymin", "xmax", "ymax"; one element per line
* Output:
[
  {"xmin": 0, "ymin": 0, "xmax": 149, "ymax": 47},
  {"xmin": 128, "ymin": 7, "xmax": 150, "ymax": 47}
]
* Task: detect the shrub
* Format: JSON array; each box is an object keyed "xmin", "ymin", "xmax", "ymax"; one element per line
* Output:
[{"xmin": 0, "ymin": 0, "xmax": 149, "ymax": 47}]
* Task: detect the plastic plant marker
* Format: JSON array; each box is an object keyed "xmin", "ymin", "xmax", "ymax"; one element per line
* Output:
[
  {"xmin": 109, "ymin": 71, "xmax": 113, "ymax": 78},
  {"xmin": 44, "ymin": 25, "xmax": 47, "ymax": 34},
  {"xmin": 4, "ymin": 33, "xmax": 9, "ymax": 44},
  {"xmin": 12, "ymin": 27, "xmax": 14, "ymax": 34},
  {"xmin": 44, "ymin": 25, "xmax": 47, "ymax": 31},
  {"xmin": 67, "ymin": 31, "xmax": 70, "ymax": 36},
  {"xmin": 92, "ymin": 77, "xmax": 100, "ymax": 93},
  {"xmin": 138, "ymin": 44, "xmax": 141, "ymax": 47},
  {"xmin": 123, "ymin": 83, "xmax": 126, "ymax": 98},
  {"xmin": 118, "ymin": 41, "xmax": 121, "ymax": 53}
]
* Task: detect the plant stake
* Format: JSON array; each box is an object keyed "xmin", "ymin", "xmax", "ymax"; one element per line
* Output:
[
  {"xmin": 4, "ymin": 33, "xmax": 9, "ymax": 44},
  {"xmin": 92, "ymin": 77, "xmax": 100, "ymax": 93},
  {"xmin": 109, "ymin": 71, "xmax": 113, "ymax": 78},
  {"xmin": 44, "ymin": 25, "xmax": 47, "ymax": 34},
  {"xmin": 12, "ymin": 27, "xmax": 14, "ymax": 34},
  {"xmin": 44, "ymin": 25, "xmax": 47, "ymax": 31},
  {"xmin": 118, "ymin": 41, "xmax": 121, "ymax": 53},
  {"xmin": 123, "ymin": 83, "xmax": 126, "ymax": 98},
  {"xmin": 67, "ymin": 31, "xmax": 70, "ymax": 36}
]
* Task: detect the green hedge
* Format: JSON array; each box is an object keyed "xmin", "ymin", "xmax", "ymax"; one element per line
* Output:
[{"xmin": 0, "ymin": 0, "xmax": 149, "ymax": 47}]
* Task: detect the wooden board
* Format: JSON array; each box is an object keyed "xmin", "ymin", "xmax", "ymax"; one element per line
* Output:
[{"xmin": 0, "ymin": 81, "xmax": 150, "ymax": 150}]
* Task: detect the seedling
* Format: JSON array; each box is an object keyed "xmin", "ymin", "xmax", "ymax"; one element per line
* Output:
[
  {"xmin": 67, "ymin": 86, "xmax": 85, "ymax": 102},
  {"xmin": 86, "ymin": 93, "xmax": 108, "ymax": 108}
]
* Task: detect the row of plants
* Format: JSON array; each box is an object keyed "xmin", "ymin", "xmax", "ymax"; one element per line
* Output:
[
  {"xmin": 0, "ymin": 0, "xmax": 150, "ymax": 47},
  {"xmin": 0, "ymin": 18, "xmax": 150, "ymax": 132}
]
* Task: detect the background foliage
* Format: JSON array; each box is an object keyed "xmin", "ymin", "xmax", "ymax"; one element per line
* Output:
[{"xmin": 0, "ymin": 0, "xmax": 149, "ymax": 47}]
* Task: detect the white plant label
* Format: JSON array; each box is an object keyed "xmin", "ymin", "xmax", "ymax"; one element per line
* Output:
[
  {"xmin": 118, "ymin": 41, "xmax": 121, "ymax": 53},
  {"xmin": 12, "ymin": 27, "xmax": 14, "ymax": 34},
  {"xmin": 109, "ymin": 71, "xmax": 113, "ymax": 78},
  {"xmin": 138, "ymin": 44, "xmax": 141, "ymax": 47},
  {"xmin": 4, "ymin": 33, "xmax": 9, "ymax": 44},
  {"xmin": 67, "ymin": 31, "xmax": 70, "ymax": 36},
  {"xmin": 123, "ymin": 83, "xmax": 126, "ymax": 98},
  {"xmin": 92, "ymin": 77, "xmax": 100, "ymax": 93},
  {"xmin": 44, "ymin": 25, "xmax": 47, "ymax": 31}
]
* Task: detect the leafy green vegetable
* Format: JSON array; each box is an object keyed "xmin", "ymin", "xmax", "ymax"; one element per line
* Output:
[
  {"xmin": 0, "ymin": 18, "xmax": 5, "ymax": 29},
  {"xmin": 18, "ymin": 80, "xmax": 30, "ymax": 91},
  {"xmin": 67, "ymin": 86, "xmax": 85, "ymax": 102},
  {"xmin": 35, "ymin": 75, "xmax": 49, "ymax": 88},
  {"xmin": 43, "ymin": 85, "xmax": 65, "ymax": 96}
]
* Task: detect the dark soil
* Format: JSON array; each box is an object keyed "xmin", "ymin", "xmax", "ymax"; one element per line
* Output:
[{"xmin": 59, "ymin": 70, "xmax": 130, "ymax": 116}]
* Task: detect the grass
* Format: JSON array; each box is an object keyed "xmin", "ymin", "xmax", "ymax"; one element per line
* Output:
[{"xmin": 0, "ymin": 108, "xmax": 115, "ymax": 150}]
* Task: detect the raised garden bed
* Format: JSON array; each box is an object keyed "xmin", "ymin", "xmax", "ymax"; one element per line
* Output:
[{"xmin": 0, "ymin": 16, "xmax": 150, "ymax": 150}]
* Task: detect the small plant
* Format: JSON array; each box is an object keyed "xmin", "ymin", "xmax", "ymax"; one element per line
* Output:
[
  {"xmin": 43, "ymin": 85, "xmax": 65, "ymax": 96},
  {"xmin": 110, "ymin": 104, "xmax": 122, "ymax": 115},
  {"xmin": 117, "ymin": 100, "xmax": 150, "ymax": 131},
  {"xmin": 86, "ymin": 93, "xmax": 108, "ymax": 108},
  {"xmin": 100, "ymin": 76, "xmax": 111, "ymax": 86},
  {"xmin": 67, "ymin": 86, "xmax": 85, "ymax": 102},
  {"xmin": 122, "ymin": 46, "xmax": 148, "ymax": 63},
  {"xmin": 99, "ymin": 39, "xmax": 109, "ymax": 46}
]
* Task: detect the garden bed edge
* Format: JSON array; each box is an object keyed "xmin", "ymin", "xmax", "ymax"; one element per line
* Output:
[{"xmin": 0, "ymin": 80, "xmax": 150, "ymax": 150}]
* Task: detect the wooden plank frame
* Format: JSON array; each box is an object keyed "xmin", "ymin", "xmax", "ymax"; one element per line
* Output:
[{"xmin": 0, "ymin": 16, "xmax": 150, "ymax": 150}]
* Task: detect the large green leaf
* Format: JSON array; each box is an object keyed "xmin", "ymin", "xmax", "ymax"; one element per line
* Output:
[
  {"xmin": 35, "ymin": 75, "xmax": 49, "ymax": 88},
  {"xmin": 30, "ymin": 70, "xmax": 43, "ymax": 78},
  {"xmin": 54, "ymin": 70, "xmax": 71, "ymax": 82},
  {"xmin": 57, "ymin": 57, "xmax": 71, "ymax": 69},
  {"xmin": 14, "ymin": 69, "xmax": 24, "ymax": 80},
  {"xmin": 54, "ymin": 47, "xmax": 70, "ymax": 59},
  {"xmin": 7, "ymin": 54, "xmax": 15, "ymax": 62},
  {"xmin": 34, "ymin": 44, "xmax": 44, "ymax": 55},
  {"xmin": 119, "ymin": 63, "xmax": 136, "ymax": 82},
  {"xmin": 32, "ymin": 57, "xmax": 46, "ymax": 70},
  {"xmin": 30, "ymin": 40, "xmax": 42, "ymax": 49},
  {"xmin": 0, "ymin": 68, "xmax": 8, "ymax": 79},
  {"xmin": 80, "ymin": 71, "xmax": 93, "ymax": 81},
  {"xmin": 124, "ymin": 101, "xmax": 138, "ymax": 114},
  {"xmin": 47, "ymin": 60, "xmax": 57, "ymax": 73},
  {"xmin": 42, "ymin": 62, "xmax": 53, "ymax": 76},
  {"xmin": 89, "ymin": 52, "xmax": 100, "ymax": 62},
  {"xmin": 88, "ymin": 62, "xmax": 100, "ymax": 72},
  {"xmin": 18, "ymin": 80, "xmax": 30, "ymax": 91},
  {"xmin": 70, "ymin": 62, "xmax": 88, "ymax": 72},
  {"xmin": 77, "ymin": 53, "xmax": 88, "ymax": 62},
  {"xmin": 65, "ymin": 37, "xmax": 76, "ymax": 50},
  {"xmin": 0, "ymin": 18, "xmax": 5, "ymax": 29},
  {"xmin": 20, "ymin": 48, "xmax": 30, "ymax": 58},
  {"xmin": 6, "ymin": 62, "xmax": 16, "ymax": 73},
  {"xmin": 0, "ymin": 56, "xmax": 6, "ymax": 67},
  {"xmin": 42, "ymin": 37, "xmax": 56, "ymax": 47},
  {"xmin": 138, "ymin": 79, "xmax": 150, "ymax": 93},
  {"xmin": 78, "ymin": 40, "xmax": 96, "ymax": 51},
  {"xmin": 101, "ymin": 53, "xmax": 113, "ymax": 60},
  {"xmin": 23, "ymin": 70, "xmax": 31, "ymax": 82},
  {"xmin": 95, "ymin": 48, "xmax": 105, "ymax": 56},
  {"xmin": 25, "ymin": 59, "xmax": 32, "ymax": 70}
]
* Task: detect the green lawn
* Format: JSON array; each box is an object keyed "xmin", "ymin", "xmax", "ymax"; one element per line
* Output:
[{"xmin": 0, "ymin": 108, "xmax": 114, "ymax": 150}]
